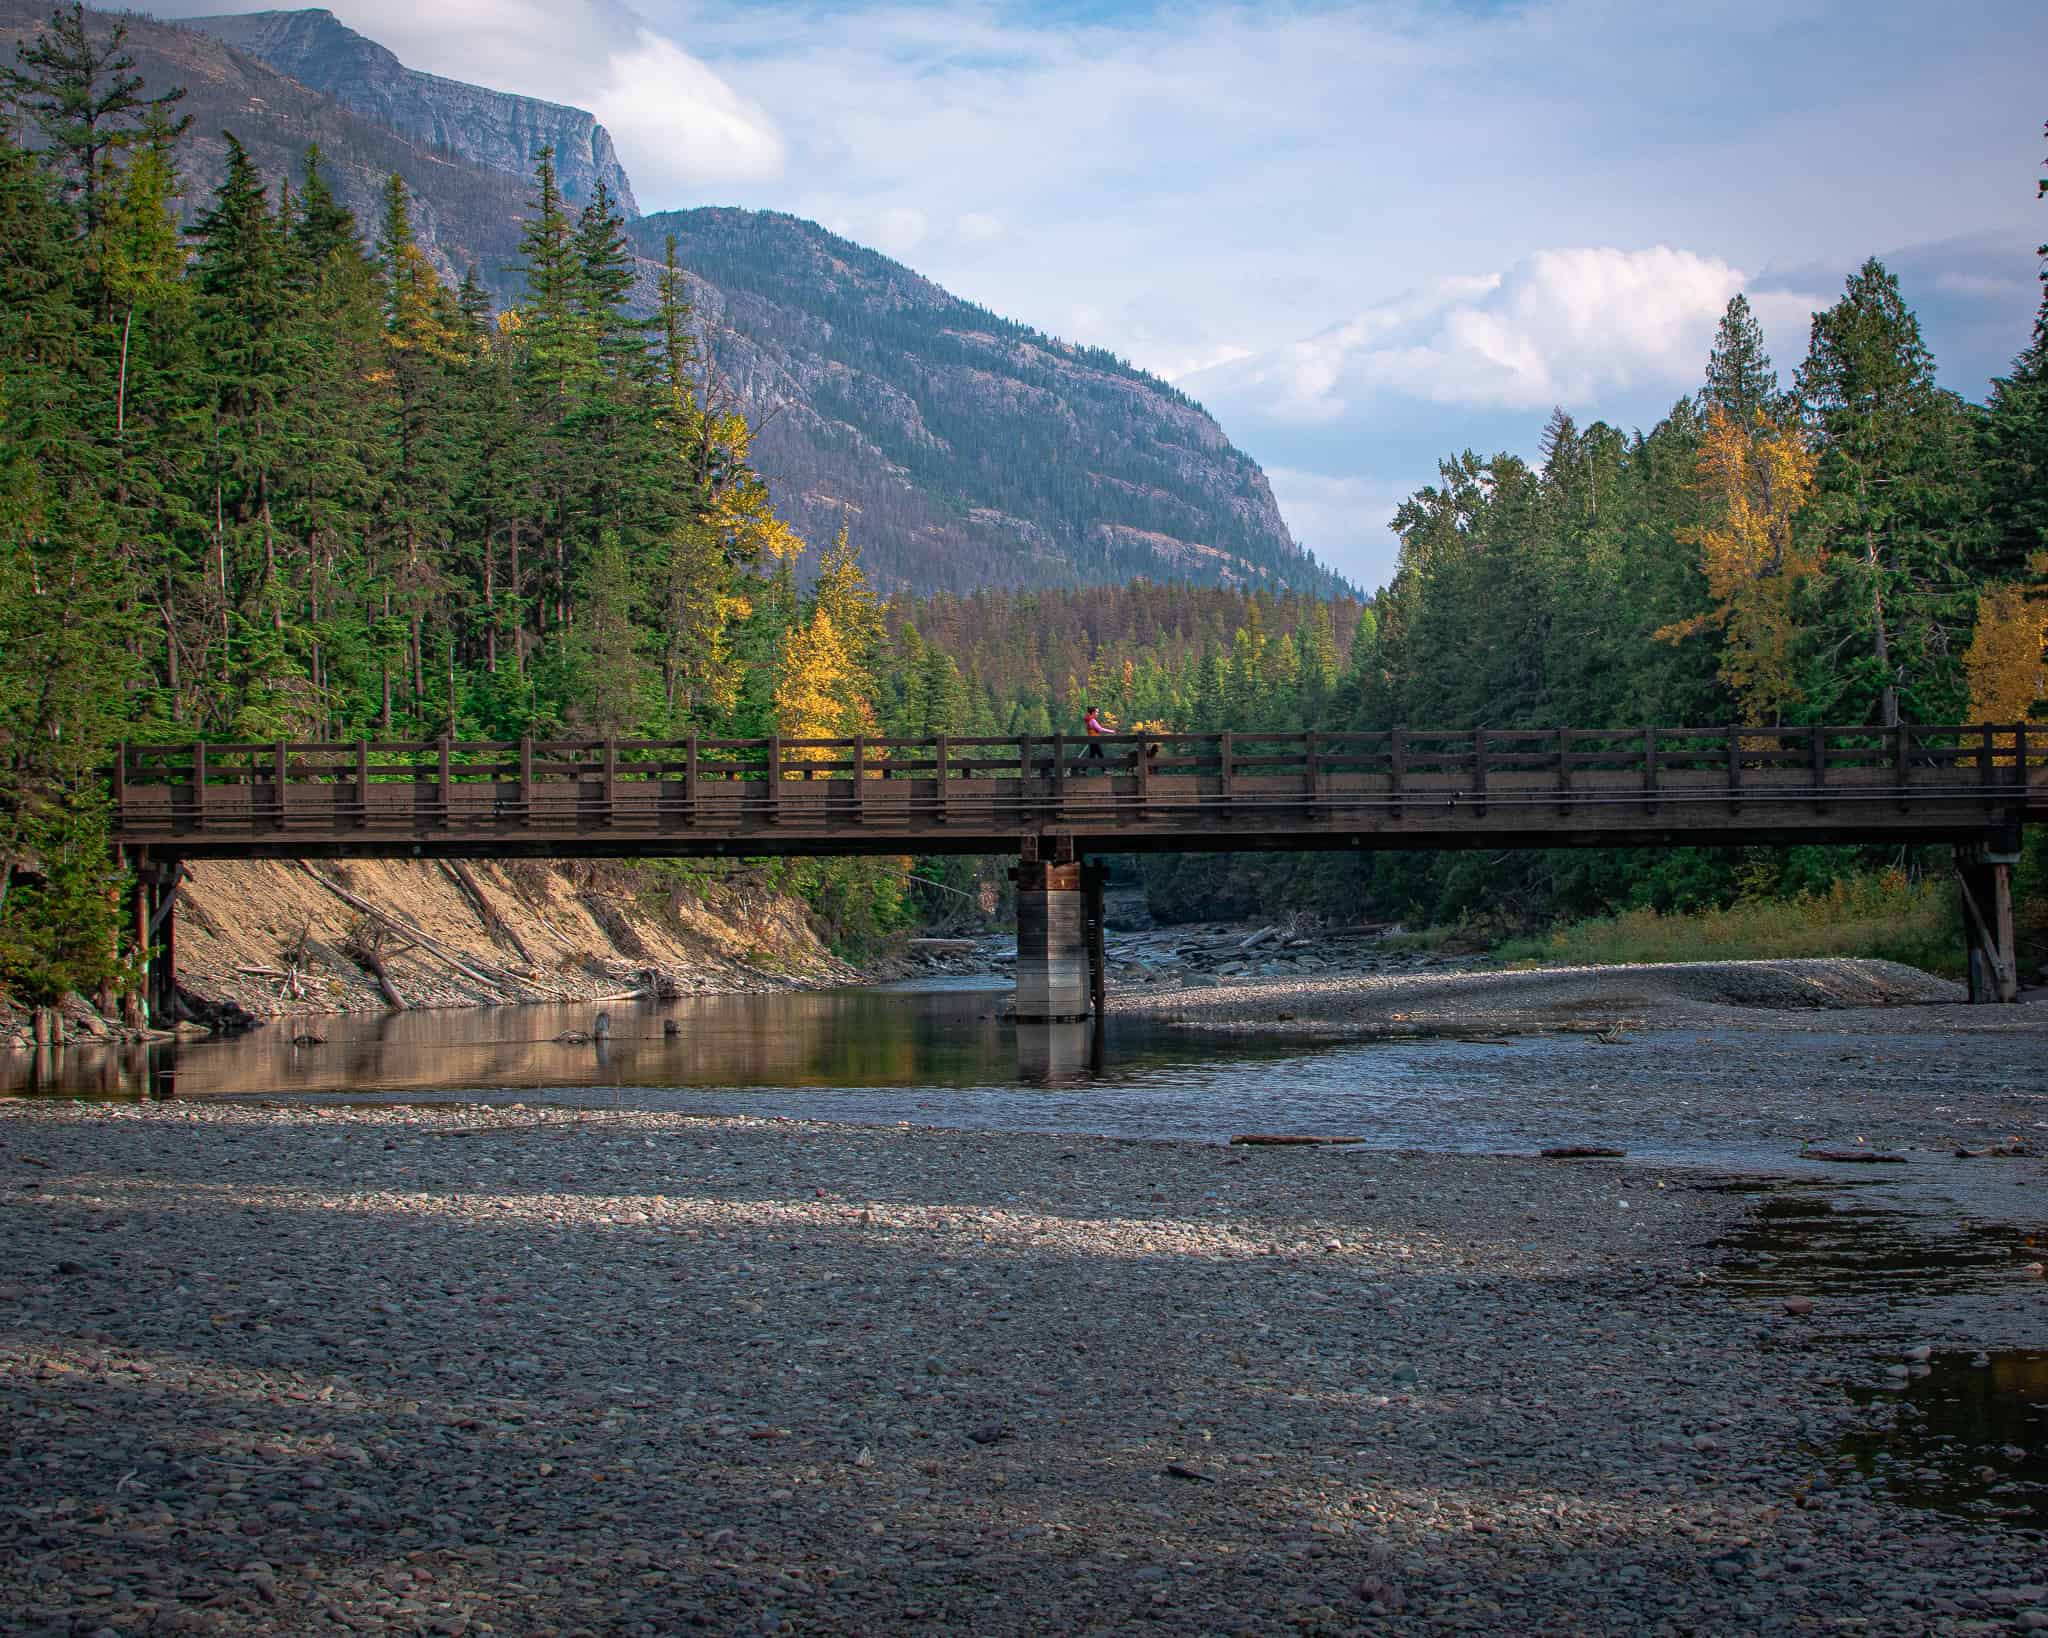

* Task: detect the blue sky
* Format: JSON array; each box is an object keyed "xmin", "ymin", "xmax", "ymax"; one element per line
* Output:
[{"xmin": 154, "ymin": 0, "xmax": 2048, "ymax": 592}]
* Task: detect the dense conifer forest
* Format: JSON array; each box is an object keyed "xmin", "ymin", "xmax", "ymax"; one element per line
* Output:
[{"xmin": 0, "ymin": 3, "xmax": 2041, "ymax": 1004}]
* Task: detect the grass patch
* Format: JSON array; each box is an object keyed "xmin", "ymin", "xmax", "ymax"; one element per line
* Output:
[{"xmin": 1494, "ymin": 871, "xmax": 1963, "ymax": 977}]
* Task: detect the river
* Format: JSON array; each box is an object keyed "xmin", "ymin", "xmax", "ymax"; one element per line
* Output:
[{"xmin": 6, "ymin": 978, "xmax": 2043, "ymax": 1174}]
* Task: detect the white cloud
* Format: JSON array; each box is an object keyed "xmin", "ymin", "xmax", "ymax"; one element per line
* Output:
[
  {"xmin": 593, "ymin": 30, "xmax": 785, "ymax": 190},
  {"xmin": 1197, "ymin": 248, "xmax": 1767, "ymax": 425}
]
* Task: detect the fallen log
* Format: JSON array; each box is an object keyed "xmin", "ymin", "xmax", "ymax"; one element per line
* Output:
[
  {"xmin": 1229, "ymin": 1134, "xmax": 1367, "ymax": 1147},
  {"xmin": 1540, "ymin": 1145, "xmax": 1627, "ymax": 1159},
  {"xmin": 354, "ymin": 946, "xmax": 406, "ymax": 1011},
  {"xmin": 439, "ymin": 860, "xmax": 538, "ymax": 968},
  {"xmin": 1803, "ymin": 1149, "xmax": 1909, "ymax": 1164},
  {"xmin": 301, "ymin": 865, "xmax": 519, "ymax": 1000}
]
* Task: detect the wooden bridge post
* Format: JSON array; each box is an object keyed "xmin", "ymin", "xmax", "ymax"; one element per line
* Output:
[
  {"xmin": 135, "ymin": 859, "xmax": 184, "ymax": 1025},
  {"xmin": 1958, "ymin": 843, "xmax": 2021, "ymax": 1004},
  {"xmin": 1011, "ymin": 856, "xmax": 1088, "ymax": 1022},
  {"xmin": 1082, "ymin": 861, "xmax": 1108, "ymax": 1020},
  {"xmin": 125, "ymin": 849, "xmax": 149, "ymax": 1029}
]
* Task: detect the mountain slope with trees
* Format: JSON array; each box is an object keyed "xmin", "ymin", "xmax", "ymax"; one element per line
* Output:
[
  {"xmin": 636, "ymin": 208, "xmax": 1344, "ymax": 596},
  {"xmin": 0, "ymin": 0, "xmax": 536, "ymax": 289},
  {"xmin": 4, "ymin": 2, "xmax": 1342, "ymax": 599}
]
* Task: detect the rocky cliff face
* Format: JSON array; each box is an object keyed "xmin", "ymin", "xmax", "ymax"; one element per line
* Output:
[
  {"xmin": 635, "ymin": 209, "xmax": 1343, "ymax": 596},
  {"xmin": 184, "ymin": 8, "xmax": 637, "ymax": 212}
]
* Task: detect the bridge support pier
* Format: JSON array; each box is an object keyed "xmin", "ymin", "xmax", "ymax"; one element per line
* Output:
[
  {"xmin": 1958, "ymin": 845, "xmax": 2019, "ymax": 1004},
  {"xmin": 1013, "ymin": 858, "xmax": 1089, "ymax": 1022}
]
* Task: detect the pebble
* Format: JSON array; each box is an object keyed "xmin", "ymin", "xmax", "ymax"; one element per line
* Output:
[{"xmin": 0, "ymin": 1098, "xmax": 2040, "ymax": 1636}]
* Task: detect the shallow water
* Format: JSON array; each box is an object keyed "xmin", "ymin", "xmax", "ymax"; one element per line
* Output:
[
  {"xmin": 1843, "ymin": 1350, "xmax": 2048, "ymax": 1529},
  {"xmin": 7, "ymin": 983, "xmax": 2044, "ymax": 1170}
]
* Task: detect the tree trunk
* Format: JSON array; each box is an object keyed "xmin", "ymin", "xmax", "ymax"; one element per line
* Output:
[{"xmin": 1867, "ymin": 535, "xmax": 1899, "ymax": 728}]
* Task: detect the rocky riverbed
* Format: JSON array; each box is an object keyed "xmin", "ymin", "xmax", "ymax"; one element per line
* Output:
[{"xmin": 3, "ymin": 1092, "xmax": 2044, "ymax": 1636}]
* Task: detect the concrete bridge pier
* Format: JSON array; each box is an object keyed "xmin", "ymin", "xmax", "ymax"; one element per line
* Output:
[
  {"xmin": 1012, "ymin": 857, "xmax": 1088, "ymax": 1022},
  {"xmin": 1012, "ymin": 847, "xmax": 1108, "ymax": 1024},
  {"xmin": 1958, "ymin": 843, "xmax": 2020, "ymax": 1004}
]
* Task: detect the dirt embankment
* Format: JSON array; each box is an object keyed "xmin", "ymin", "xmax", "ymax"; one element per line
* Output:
[
  {"xmin": 5, "ymin": 859, "xmax": 859, "ymax": 1045},
  {"xmin": 177, "ymin": 858, "xmax": 861, "ymax": 1017}
]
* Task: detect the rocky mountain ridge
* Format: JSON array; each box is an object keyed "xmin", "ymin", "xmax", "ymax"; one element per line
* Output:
[
  {"xmin": 640, "ymin": 208, "xmax": 1340, "ymax": 595},
  {"xmin": 2, "ymin": 0, "xmax": 534, "ymax": 291},
  {"xmin": 6, "ymin": 1, "xmax": 1341, "ymax": 596},
  {"xmin": 183, "ymin": 8, "xmax": 637, "ymax": 212}
]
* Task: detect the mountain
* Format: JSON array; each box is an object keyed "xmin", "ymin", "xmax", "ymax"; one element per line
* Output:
[
  {"xmin": 182, "ymin": 8, "xmax": 637, "ymax": 214},
  {"xmin": 637, "ymin": 209, "xmax": 1344, "ymax": 596},
  {"xmin": 1, "ymin": 0, "xmax": 534, "ymax": 288},
  {"xmin": 6, "ymin": 1, "xmax": 1341, "ymax": 597}
]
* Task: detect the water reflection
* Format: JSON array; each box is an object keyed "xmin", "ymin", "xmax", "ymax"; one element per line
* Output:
[
  {"xmin": 1015, "ymin": 1020, "xmax": 1099, "ymax": 1085},
  {"xmin": 0, "ymin": 984, "xmax": 1293, "ymax": 1102},
  {"xmin": 1843, "ymin": 1350, "xmax": 2048, "ymax": 1527}
]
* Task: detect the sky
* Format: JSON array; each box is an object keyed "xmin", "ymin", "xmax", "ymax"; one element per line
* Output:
[{"xmin": 151, "ymin": 0, "xmax": 2048, "ymax": 592}]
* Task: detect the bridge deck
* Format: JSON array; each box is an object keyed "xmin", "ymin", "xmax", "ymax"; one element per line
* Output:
[{"xmin": 114, "ymin": 725, "xmax": 2044, "ymax": 859}]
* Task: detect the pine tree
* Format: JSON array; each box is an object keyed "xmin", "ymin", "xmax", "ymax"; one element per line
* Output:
[
  {"xmin": 1795, "ymin": 259, "xmax": 1975, "ymax": 726},
  {"xmin": 1700, "ymin": 294, "xmax": 1779, "ymax": 423},
  {"xmin": 3, "ymin": 2, "xmax": 187, "ymax": 304}
]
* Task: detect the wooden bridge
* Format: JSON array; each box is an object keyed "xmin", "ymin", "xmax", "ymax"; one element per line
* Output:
[{"xmin": 113, "ymin": 722, "xmax": 2043, "ymax": 1015}]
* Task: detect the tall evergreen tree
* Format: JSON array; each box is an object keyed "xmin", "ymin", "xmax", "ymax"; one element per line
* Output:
[
  {"xmin": 3, "ymin": 2, "xmax": 187, "ymax": 295},
  {"xmin": 1795, "ymin": 259, "xmax": 1975, "ymax": 726},
  {"xmin": 1700, "ymin": 294, "xmax": 1779, "ymax": 423}
]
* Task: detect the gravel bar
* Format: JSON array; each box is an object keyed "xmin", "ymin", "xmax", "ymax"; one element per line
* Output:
[
  {"xmin": 1107, "ymin": 957, "xmax": 2031, "ymax": 1036},
  {"xmin": 3, "ymin": 1100, "xmax": 2044, "ymax": 1636}
]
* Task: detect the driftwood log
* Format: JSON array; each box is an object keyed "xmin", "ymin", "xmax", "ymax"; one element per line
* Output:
[{"xmin": 1229, "ymin": 1134, "xmax": 1367, "ymax": 1147}]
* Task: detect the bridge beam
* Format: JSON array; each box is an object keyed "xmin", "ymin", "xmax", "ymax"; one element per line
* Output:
[
  {"xmin": 1958, "ymin": 845, "xmax": 2020, "ymax": 1004},
  {"xmin": 1012, "ymin": 857, "xmax": 1089, "ymax": 1023}
]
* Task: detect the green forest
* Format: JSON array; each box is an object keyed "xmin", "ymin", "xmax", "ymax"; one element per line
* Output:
[{"xmin": 0, "ymin": 4, "xmax": 2043, "ymax": 1006}]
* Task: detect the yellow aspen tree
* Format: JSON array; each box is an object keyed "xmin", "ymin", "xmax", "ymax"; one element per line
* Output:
[
  {"xmin": 1656, "ymin": 407, "xmax": 1821, "ymax": 724},
  {"xmin": 774, "ymin": 606, "xmax": 877, "ymax": 767},
  {"xmin": 1962, "ymin": 560, "xmax": 2048, "ymax": 723}
]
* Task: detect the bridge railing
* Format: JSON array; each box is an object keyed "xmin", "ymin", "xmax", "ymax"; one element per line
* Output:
[{"xmin": 115, "ymin": 723, "xmax": 2044, "ymax": 795}]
